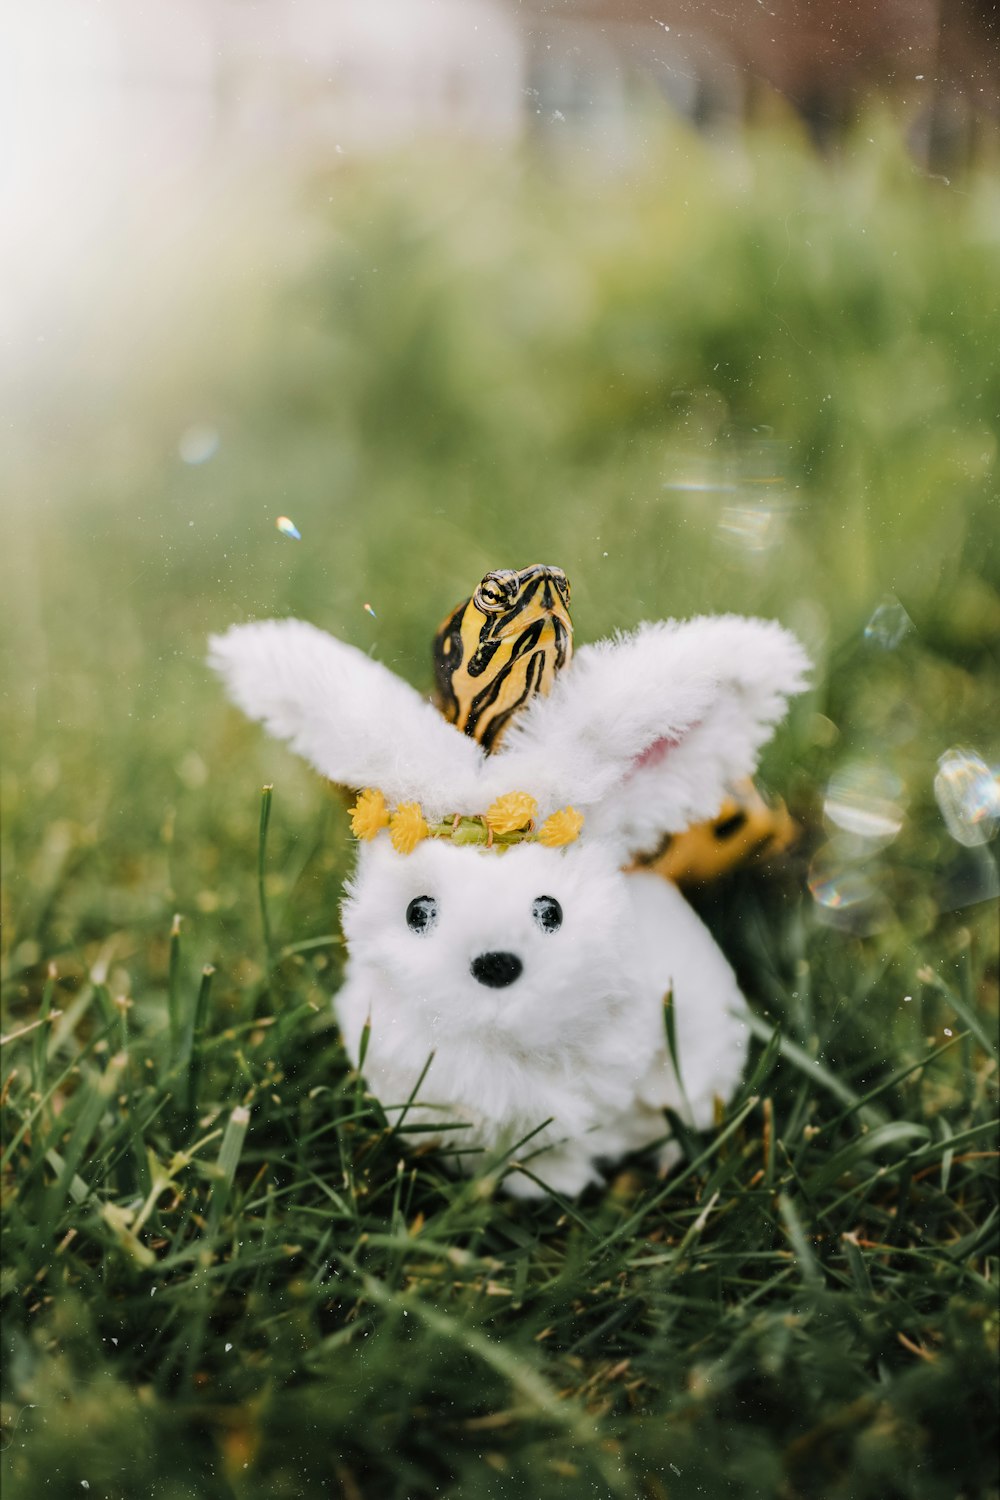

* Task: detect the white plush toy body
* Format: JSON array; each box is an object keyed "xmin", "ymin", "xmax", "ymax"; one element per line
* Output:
[
  {"xmin": 210, "ymin": 613, "xmax": 808, "ymax": 1197},
  {"xmin": 338, "ymin": 839, "xmax": 750, "ymax": 1196}
]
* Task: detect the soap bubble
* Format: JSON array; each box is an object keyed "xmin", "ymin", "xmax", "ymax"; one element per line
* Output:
[
  {"xmin": 807, "ymin": 844, "xmax": 893, "ymax": 934},
  {"xmin": 937, "ymin": 844, "xmax": 1000, "ymax": 912},
  {"xmin": 178, "ymin": 425, "xmax": 219, "ymax": 465},
  {"xmin": 662, "ymin": 473, "xmax": 736, "ymax": 494},
  {"xmin": 808, "ymin": 853, "xmax": 874, "ymax": 910},
  {"xmin": 717, "ymin": 503, "xmax": 783, "ymax": 552},
  {"xmin": 718, "ymin": 439, "xmax": 795, "ymax": 554},
  {"xmin": 934, "ymin": 748, "xmax": 1000, "ymax": 847},
  {"xmin": 661, "ymin": 446, "xmax": 735, "ymax": 495},
  {"xmin": 275, "ymin": 516, "xmax": 302, "ymax": 540},
  {"xmin": 864, "ymin": 595, "xmax": 913, "ymax": 649},
  {"xmin": 824, "ymin": 762, "xmax": 905, "ymax": 847}
]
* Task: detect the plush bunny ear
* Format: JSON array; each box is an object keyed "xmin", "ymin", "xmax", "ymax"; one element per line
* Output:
[
  {"xmin": 208, "ymin": 619, "xmax": 486, "ymax": 816},
  {"xmin": 488, "ymin": 616, "xmax": 809, "ymax": 855}
]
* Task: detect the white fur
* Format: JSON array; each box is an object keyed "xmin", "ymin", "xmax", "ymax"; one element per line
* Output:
[
  {"xmin": 209, "ymin": 612, "xmax": 808, "ymax": 1196},
  {"xmin": 208, "ymin": 619, "xmax": 486, "ymax": 816},
  {"xmin": 338, "ymin": 840, "xmax": 749, "ymax": 1196},
  {"xmin": 481, "ymin": 616, "xmax": 811, "ymax": 858}
]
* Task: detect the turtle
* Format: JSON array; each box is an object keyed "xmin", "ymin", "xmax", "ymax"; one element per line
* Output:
[{"xmin": 432, "ymin": 563, "xmax": 796, "ymax": 883}]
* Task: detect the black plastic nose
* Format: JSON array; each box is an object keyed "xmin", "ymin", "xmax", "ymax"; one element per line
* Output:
[{"xmin": 470, "ymin": 951, "xmax": 523, "ymax": 989}]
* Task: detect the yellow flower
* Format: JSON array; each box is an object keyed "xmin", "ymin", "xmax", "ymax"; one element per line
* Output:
[
  {"xmin": 485, "ymin": 791, "xmax": 538, "ymax": 837},
  {"xmin": 390, "ymin": 802, "xmax": 429, "ymax": 855},
  {"xmin": 538, "ymin": 806, "xmax": 584, "ymax": 847},
  {"xmin": 350, "ymin": 788, "xmax": 390, "ymax": 840}
]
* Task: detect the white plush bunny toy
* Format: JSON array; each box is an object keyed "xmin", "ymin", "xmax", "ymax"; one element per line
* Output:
[{"xmin": 210, "ymin": 612, "xmax": 808, "ymax": 1198}]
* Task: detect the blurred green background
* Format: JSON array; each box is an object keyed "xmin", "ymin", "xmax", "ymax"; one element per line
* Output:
[
  {"xmin": 3, "ymin": 119, "xmax": 998, "ymax": 966},
  {"xmin": 2, "ymin": 97, "xmax": 999, "ymax": 1500}
]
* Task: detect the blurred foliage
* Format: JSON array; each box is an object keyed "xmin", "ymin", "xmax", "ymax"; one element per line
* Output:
[{"xmin": 1, "ymin": 116, "xmax": 998, "ymax": 1499}]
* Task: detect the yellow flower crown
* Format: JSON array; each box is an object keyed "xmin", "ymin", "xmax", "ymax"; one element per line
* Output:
[{"xmin": 350, "ymin": 788, "xmax": 583, "ymax": 856}]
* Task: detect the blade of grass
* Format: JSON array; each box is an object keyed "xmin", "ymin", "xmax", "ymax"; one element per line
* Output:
[
  {"xmin": 597, "ymin": 1094, "xmax": 760, "ymax": 1251},
  {"xmin": 168, "ymin": 914, "xmax": 183, "ymax": 1051},
  {"xmin": 44, "ymin": 983, "xmax": 100, "ymax": 1061},
  {"xmin": 921, "ymin": 967, "xmax": 997, "ymax": 1060},
  {"xmin": 744, "ymin": 1014, "xmax": 873, "ymax": 1115},
  {"xmin": 503, "ymin": 1164, "xmax": 601, "ymax": 1236},
  {"xmin": 945, "ymin": 1205, "xmax": 998, "ymax": 1265},
  {"xmin": 31, "ymin": 963, "xmax": 59, "ymax": 1093},
  {"xmin": 355, "ymin": 1267, "xmax": 631, "ymax": 1496},
  {"xmin": 41, "ymin": 1051, "xmax": 128, "ymax": 1241},
  {"xmin": 389, "ymin": 1049, "xmax": 435, "ymax": 1135},
  {"xmin": 662, "ymin": 987, "xmax": 693, "ymax": 1121},
  {"xmin": 258, "ymin": 784, "xmax": 275, "ymax": 963},
  {"xmin": 206, "ymin": 1104, "xmax": 251, "ymax": 1236},
  {"xmin": 778, "ymin": 1192, "xmax": 823, "ymax": 1288},
  {"xmin": 4, "ymin": 1019, "xmax": 118, "ymax": 1174},
  {"xmin": 662, "ymin": 1105, "xmax": 702, "ymax": 1165},
  {"xmin": 183, "ymin": 965, "xmax": 215, "ymax": 1124},
  {"xmin": 819, "ymin": 1031, "xmax": 964, "ymax": 1138},
  {"xmin": 354, "ymin": 1012, "xmax": 372, "ymax": 1116},
  {"xmin": 801, "ymin": 1121, "xmax": 930, "ymax": 1199},
  {"xmin": 840, "ymin": 1233, "xmax": 875, "ymax": 1297},
  {"xmin": 280, "ymin": 934, "xmax": 340, "ymax": 958},
  {"xmin": 737, "ymin": 1021, "xmax": 784, "ymax": 1106}
]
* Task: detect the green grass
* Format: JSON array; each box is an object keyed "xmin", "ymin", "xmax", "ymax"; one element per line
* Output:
[{"xmin": 2, "ymin": 116, "xmax": 998, "ymax": 1499}]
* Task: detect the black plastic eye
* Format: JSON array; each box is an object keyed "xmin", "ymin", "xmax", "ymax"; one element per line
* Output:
[
  {"xmin": 406, "ymin": 896, "xmax": 438, "ymax": 934},
  {"xmin": 532, "ymin": 896, "xmax": 562, "ymax": 933}
]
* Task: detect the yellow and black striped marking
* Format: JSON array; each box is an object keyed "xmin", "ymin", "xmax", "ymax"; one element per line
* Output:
[
  {"xmin": 433, "ymin": 565, "xmax": 573, "ymax": 753},
  {"xmin": 431, "ymin": 565, "xmax": 796, "ymax": 883},
  {"xmin": 632, "ymin": 777, "xmax": 797, "ymax": 884}
]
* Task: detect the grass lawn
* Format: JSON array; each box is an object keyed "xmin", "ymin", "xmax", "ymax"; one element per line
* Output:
[{"xmin": 2, "ymin": 118, "xmax": 998, "ymax": 1499}]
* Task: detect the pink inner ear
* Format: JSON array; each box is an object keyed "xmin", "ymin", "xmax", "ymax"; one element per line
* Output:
[{"xmin": 632, "ymin": 734, "xmax": 683, "ymax": 772}]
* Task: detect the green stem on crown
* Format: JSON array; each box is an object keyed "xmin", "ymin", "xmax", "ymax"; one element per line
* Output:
[{"xmin": 427, "ymin": 816, "xmax": 532, "ymax": 847}]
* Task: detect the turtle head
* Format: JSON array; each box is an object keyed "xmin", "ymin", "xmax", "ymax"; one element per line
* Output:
[{"xmin": 433, "ymin": 564, "xmax": 574, "ymax": 752}]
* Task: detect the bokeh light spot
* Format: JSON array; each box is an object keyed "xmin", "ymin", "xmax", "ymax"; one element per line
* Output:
[
  {"xmin": 178, "ymin": 425, "xmax": 219, "ymax": 465},
  {"xmin": 934, "ymin": 748, "xmax": 1000, "ymax": 848}
]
